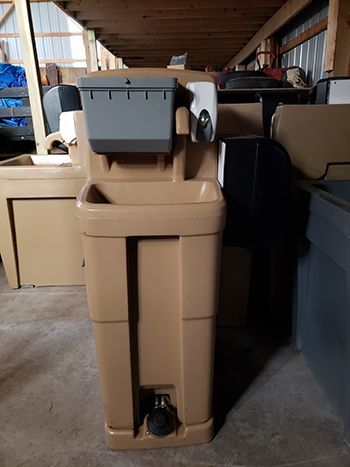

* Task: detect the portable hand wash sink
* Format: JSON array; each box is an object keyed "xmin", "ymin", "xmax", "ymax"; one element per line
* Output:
[
  {"xmin": 0, "ymin": 111, "xmax": 88, "ymax": 288},
  {"xmin": 77, "ymin": 69, "xmax": 226, "ymax": 449}
]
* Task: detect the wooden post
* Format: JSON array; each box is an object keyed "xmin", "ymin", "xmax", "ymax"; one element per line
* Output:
[
  {"xmin": 116, "ymin": 57, "xmax": 124, "ymax": 69},
  {"xmin": 15, "ymin": 0, "xmax": 47, "ymax": 154},
  {"xmin": 83, "ymin": 28, "xmax": 98, "ymax": 72},
  {"xmin": 325, "ymin": 0, "xmax": 350, "ymax": 76},
  {"xmin": 100, "ymin": 43, "xmax": 118, "ymax": 70},
  {"xmin": 100, "ymin": 43, "xmax": 108, "ymax": 70}
]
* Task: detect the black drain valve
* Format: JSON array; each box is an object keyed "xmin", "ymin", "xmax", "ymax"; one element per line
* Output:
[{"xmin": 147, "ymin": 395, "xmax": 174, "ymax": 438}]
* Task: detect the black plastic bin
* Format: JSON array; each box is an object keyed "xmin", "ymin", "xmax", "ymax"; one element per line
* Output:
[
  {"xmin": 219, "ymin": 136, "xmax": 291, "ymax": 248},
  {"xmin": 295, "ymin": 180, "xmax": 350, "ymax": 441}
]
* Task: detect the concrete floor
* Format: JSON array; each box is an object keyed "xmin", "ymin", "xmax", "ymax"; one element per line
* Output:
[{"xmin": 1, "ymin": 265, "xmax": 350, "ymax": 467}]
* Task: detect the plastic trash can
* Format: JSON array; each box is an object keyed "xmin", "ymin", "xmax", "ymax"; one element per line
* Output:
[
  {"xmin": 295, "ymin": 180, "xmax": 350, "ymax": 440},
  {"xmin": 77, "ymin": 68, "xmax": 226, "ymax": 449}
]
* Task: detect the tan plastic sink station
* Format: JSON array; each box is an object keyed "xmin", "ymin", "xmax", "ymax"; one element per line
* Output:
[
  {"xmin": 77, "ymin": 68, "xmax": 226, "ymax": 449},
  {"xmin": 0, "ymin": 111, "xmax": 88, "ymax": 288}
]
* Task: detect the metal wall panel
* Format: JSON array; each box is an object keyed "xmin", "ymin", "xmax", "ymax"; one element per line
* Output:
[
  {"xmin": 280, "ymin": 0, "xmax": 328, "ymax": 85},
  {"xmin": 0, "ymin": 1, "xmax": 85, "ymax": 67}
]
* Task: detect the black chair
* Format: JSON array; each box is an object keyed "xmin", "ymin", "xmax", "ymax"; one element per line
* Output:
[{"xmin": 43, "ymin": 85, "xmax": 82, "ymax": 151}]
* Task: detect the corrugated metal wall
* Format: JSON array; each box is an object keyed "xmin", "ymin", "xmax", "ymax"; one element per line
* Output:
[
  {"xmin": 0, "ymin": 1, "xmax": 85, "ymax": 67},
  {"xmin": 280, "ymin": 0, "xmax": 329, "ymax": 85}
]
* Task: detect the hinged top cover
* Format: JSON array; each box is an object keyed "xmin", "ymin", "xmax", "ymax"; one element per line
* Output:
[{"xmin": 77, "ymin": 76, "xmax": 177, "ymax": 91}]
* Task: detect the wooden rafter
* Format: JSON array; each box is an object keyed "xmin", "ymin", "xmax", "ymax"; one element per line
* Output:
[
  {"xmin": 0, "ymin": 1, "xmax": 14, "ymax": 28},
  {"xmin": 58, "ymin": 0, "xmax": 286, "ymax": 9},
  {"xmin": 53, "ymin": 0, "xmax": 287, "ymax": 69},
  {"xmin": 226, "ymin": 0, "xmax": 313, "ymax": 67}
]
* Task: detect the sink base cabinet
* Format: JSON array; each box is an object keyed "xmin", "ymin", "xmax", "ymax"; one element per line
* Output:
[{"xmin": 0, "ymin": 178, "xmax": 85, "ymax": 288}]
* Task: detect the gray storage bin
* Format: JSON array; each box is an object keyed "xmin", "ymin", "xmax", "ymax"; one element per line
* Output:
[
  {"xmin": 77, "ymin": 76, "xmax": 177, "ymax": 154},
  {"xmin": 295, "ymin": 180, "xmax": 350, "ymax": 440}
]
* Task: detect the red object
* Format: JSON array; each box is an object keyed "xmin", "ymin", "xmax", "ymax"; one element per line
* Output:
[{"xmin": 256, "ymin": 51, "xmax": 284, "ymax": 81}]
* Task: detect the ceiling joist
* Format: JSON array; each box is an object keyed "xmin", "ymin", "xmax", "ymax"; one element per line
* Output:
[
  {"xmin": 227, "ymin": 0, "xmax": 313, "ymax": 66},
  {"xmin": 54, "ymin": 0, "xmax": 289, "ymax": 69}
]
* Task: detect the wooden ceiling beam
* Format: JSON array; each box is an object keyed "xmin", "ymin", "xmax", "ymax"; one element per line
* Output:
[
  {"xmin": 71, "ymin": 8, "xmax": 277, "ymax": 20},
  {"xmin": 103, "ymin": 37, "xmax": 247, "ymax": 43},
  {"xmin": 112, "ymin": 57, "xmax": 237, "ymax": 64},
  {"xmin": 122, "ymin": 59, "xmax": 209, "ymax": 62},
  {"xmin": 227, "ymin": 0, "xmax": 313, "ymax": 66},
  {"xmin": 53, "ymin": 0, "xmax": 288, "ymax": 70},
  {"xmin": 97, "ymin": 32, "xmax": 253, "ymax": 40},
  {"xmin": 120, "ymin": 52, "xmax": 233, "ymax": 58},
  {"xmin": 108, "ymin": 45, "xmax": 246, "ymax": 51},
  {"xmin": 108, "ymin": 43, "xmax": 245, "ymax": 50},
  {"xmin": 102, "ymin": 37, "xmax": 249, "ymax": 44},
  {"xmin": 124, "ymin": 64, "xmax": 212, "ymax": 69},
  {"xmin": 79, "ymin": 15, "xmax": 268, "ymax": 25},
  {"xmin": 106, "ymin": 43, "xmax": 245, "ymax": 49},
  {"xmin": 87, "ymin": 22, "xmax": 261, "ymax": 33},
  {"xmin": 57, "ymin": 0, "xmax": 285, "ymax": 10},
  {"xmin": 123, "ymin": 58, "xmax": 216, "ymax": 62},
  {"xmin": 123, "ymin": 57, "xmax": 218, "ymax": 61},
  {"xmin": 123, "ymin": 61, "xmax": 213, "ymax": 67}
]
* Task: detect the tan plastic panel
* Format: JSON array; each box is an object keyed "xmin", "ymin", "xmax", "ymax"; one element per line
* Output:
[
  {"xmin": 325, "ymin": 165, "xmax": 350, "ymax": 181},
  {"xmin": 180, "ymin": 317, "xmax": 215, "ymax": 424},
  {"xmin": 13, "ymin": 198, "xmax": 84, "ymax": 286},
  {"xmin": 217, "ymin": 103, "xmax": 263, "ymax": 137},
  {"xmin": 272, "ymin": 104, "xmax": 350, "ymax": 179},
  {"xmin": 83, "ymin": 236, "xmax": 129, "ymax": 322},
  {"xmin": 85, "ymin": 137, "xmax": 218, "ymax": 182},
  {"xmin": 93, "ymin": 322, "xmax": 134, "ymax": 429},
  {"xmin": 83, "ymin": 69, "xmax": 218, "ymax": 182},
  {"xmin": 105, "ymin": 418, "xmax": 213, "ymax": 449},
  {"xmin": 81, "ymin": 231, "xmax": 222, "ymax": 448},
  {"xmin": 180, "ymin": 235, "xmax": 221, "ymax": 320},
  {"xmin": 0, "ymin": 197, "xmax": 18, "ymax": 288},
  {"xmin": 137, "ymin": 238, "xmax": 179, "ymax": 388}
]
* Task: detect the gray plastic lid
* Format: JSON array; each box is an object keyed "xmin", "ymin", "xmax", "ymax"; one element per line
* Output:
[{"xmin": 77, "ymin": 76, "xmax": 177, "ymax": 90}]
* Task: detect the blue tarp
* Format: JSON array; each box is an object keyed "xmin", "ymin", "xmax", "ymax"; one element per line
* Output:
[{"xmin": 0, "ymin": 63, "xmax": 27, "ymax": 127}]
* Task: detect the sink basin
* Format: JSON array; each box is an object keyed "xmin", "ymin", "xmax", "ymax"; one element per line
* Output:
[
  {"xmin": 85, "ymin": 180, "xmax": 220, "ymax": 206},
  {"xmin": 77, "ymin": 179, "xmax": 226, "ymax": 237},
  {"xmin": 0, "ymin": 154, "xmax": 84, "ymax": 180},
  {"xmin": 1, "ymin": 154, "xmax": 72, "ymax": 167}
]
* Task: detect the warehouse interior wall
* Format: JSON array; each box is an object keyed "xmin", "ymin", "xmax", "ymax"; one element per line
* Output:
[
  {"xmin": 0, "ymin": 1, "xmax": 86, "ymax": 67},
  {"xmin": 279, "ymin": 0, "xmax": 329, "ymax": 85}
]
